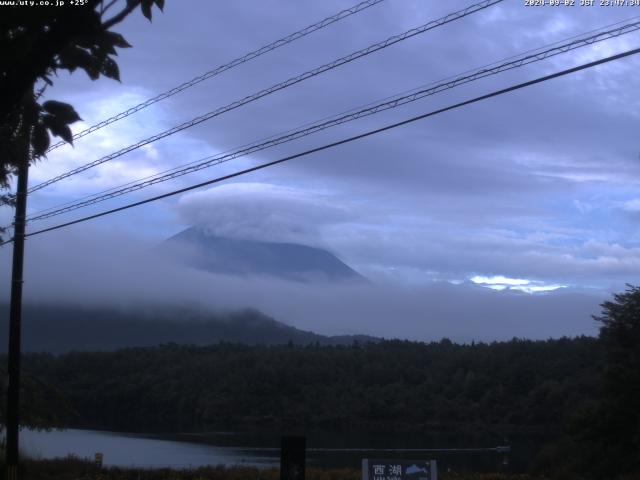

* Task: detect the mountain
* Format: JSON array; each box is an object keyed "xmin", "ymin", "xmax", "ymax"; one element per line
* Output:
[
  {"xmin": 161, "ymin": 226, "xmax": 365, "ymax": 282},
  {"xmin": 0, "ymin": 304, "xmax": 378, "ymax": 353}
]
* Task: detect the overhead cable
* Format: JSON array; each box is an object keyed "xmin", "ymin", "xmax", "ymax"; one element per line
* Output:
[
  {"xmin": 45, "ymin": 0, "xmax": 388, "ymax": 152},
  {"xmin": 25, "ymin": 20, "xmax": 640, "ymax": 223},
  {"xmin": 12, "ymin": 45, "xmax": 638, "ymax": 242},
  {"xmin": 28, "ymin": 0, "xmax": 504, "ymax": 194}
]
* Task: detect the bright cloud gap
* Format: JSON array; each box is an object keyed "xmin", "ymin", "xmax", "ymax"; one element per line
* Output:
[{"xmin": 470, "ymin": 275, "xmax": 566, "ymax": 294}]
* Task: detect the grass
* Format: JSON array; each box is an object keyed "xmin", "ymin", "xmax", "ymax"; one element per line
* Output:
[{"xmin": 0, "ymin": 456, "xmax": 553, "ymax": 480}]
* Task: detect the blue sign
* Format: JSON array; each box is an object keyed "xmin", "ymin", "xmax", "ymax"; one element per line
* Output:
[{"xmin": 362, "ymin": 459, "xmax": 437, "ymax": 480}]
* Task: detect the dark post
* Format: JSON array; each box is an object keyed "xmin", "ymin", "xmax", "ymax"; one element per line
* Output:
[
  {"xmin": 6, "ymin": 143, "xmax": 30, "ymax": 480},
  {"xmin": 280, "ymin": 436, "xmax": 306, "ymax": 480},
  {"xmin": 497, "ymin": 445, "xmax": 510, "ymax": 475},
  {"xmin": 501, "ymin": 451, "xmax": 509, "ymax": 474}
]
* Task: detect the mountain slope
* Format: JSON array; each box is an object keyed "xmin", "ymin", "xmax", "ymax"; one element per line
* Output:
[
  {"xmin": 162, "ymin": 226, "xmax": 364, "ymax": 282},
  {"xmin": 0, "ymin": 304, "xmax": 378, "ymax": 353}
]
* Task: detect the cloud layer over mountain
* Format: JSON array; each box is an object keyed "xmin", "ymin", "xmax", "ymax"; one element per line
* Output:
[{"xmin": 0, "ymin": 228, "xmax": 602, "ymax": 342}]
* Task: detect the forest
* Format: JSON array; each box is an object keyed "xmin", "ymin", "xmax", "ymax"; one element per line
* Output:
[
  {"xmin": 2, "ymin": 286, "xmax": 640, "ymax": 478},
  {"xmin": 8, "ymin": 337, "xmax": 601, "ymax": 434}
]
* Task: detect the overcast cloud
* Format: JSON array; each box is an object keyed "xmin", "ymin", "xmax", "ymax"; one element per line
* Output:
[
  {"xmin": 0, "ymin": 230, "xmax": 603, "ymax": 341},
  {"xmin": 2, "ymin": 0, "xmax": 640, "ymax": 339}
]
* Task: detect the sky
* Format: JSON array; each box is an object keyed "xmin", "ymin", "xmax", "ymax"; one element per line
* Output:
[{"xmin": 2, "ymin": 0, "xmax": 640, "ymax": 341}]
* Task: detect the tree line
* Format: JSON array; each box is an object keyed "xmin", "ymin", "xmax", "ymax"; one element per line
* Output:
[
  {"xmin": 4, "ymin": 337, "xmax": 601, "ymax": 433},
  {"xmin": 2, "ymin": 285, "xmax": 640, "ymax": 478}
]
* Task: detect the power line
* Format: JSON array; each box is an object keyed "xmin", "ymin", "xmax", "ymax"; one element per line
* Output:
[
  {"xmin": 44, "ymin": 0, "xmax": 387, "ymax": 153},
  {"xmin": 18, "ymin": 13, "xmax": 639, "ymax": 224},
  {"xmin": 13, "ymin": 46, "xmax": 639, "ymax": 242},
  {"xmin": 24, "ymin": 20, "xmax": 640, "ymax": 223},
  {"xmin": 240, "ymin": 446, "xmax": 511, "ymax": 453},
  {"xmin": 26, "ymin": 14, "xmax": 640, "ymax": 220},
  {"xmin": 27, "ymin": 0, "xmax": 504, "ymax": 194}
]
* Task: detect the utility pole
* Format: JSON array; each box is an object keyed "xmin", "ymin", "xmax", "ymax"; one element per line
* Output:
[{"xmin": 5, "ymin": 119, "xmax": 30, "ymax": 480}]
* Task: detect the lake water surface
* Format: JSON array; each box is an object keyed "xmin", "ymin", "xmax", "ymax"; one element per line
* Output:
[
  {"xmin": 21, "ymin": 429, "xmax": 278, "ymax": 469},
  {"xmin": 20, "ymin": 428, "xmax": 543, "ymax": 472}
]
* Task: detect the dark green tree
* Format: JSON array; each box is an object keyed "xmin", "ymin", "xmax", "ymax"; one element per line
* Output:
[
  {"xmin": 0, "ymin": 0, "xmax": 164, "ymax": 239},
  {"xmin": 588, "ymin": 285, "xmax": 640, "ymax": 477},
  {"xmin": 0, "ymin": 1, "xmax": 165, "ymax": 437}
]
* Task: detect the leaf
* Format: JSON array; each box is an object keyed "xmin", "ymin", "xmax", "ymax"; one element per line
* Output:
[
  {"xmin": 74, "ymin": 34, "xmax": 95, "ymax": 50},
  {"xmin": 42, "ymin": 101, "xmax": 82, "ymax": 124},
  {"xmin": 100, "ymin": 57, "xmax": 120, "ymax": 82},
  {"xmin": 154, "ymin": 0, "xmax": 164, "ymax": 11},
  {"xmin": 58, "ymin": 46, "xmax": 99, "ymax": 79},
  {"xmin": 58, "ymin": 59, "xmax": 77, "ymax": 73},
  {"xmin": 104, "ymin": 31, "xmax": 132, "ymax": 49},
  {"xmin": 84, "ymin": 61, "xmax": 101, "ymax": 80},
  {"xmin": 32, "ymin": 123, "xmax": 50, "ymax": 157},
  {"xmin": 141, "ymin": 0, "xmax": 153, "ymax": 20},
  {"xmin": 43, "ymin": 114, "xmax": 74, "ymax": 145},
  {"xmin": 54, "ymin": 125, "xmax": 73, "ymax": 144},
  {"xmin": 96, "ymin": 37, "xmax": 117, "ymax": 56},
  {"xmin": 69, "ymin": 47, "xmax": 101, "ymax": 80}
]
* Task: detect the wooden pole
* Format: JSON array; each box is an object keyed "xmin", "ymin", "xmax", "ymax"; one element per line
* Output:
[{"xmin": 5, "ymin": 124, "xmax": 30, "ymax": 480}]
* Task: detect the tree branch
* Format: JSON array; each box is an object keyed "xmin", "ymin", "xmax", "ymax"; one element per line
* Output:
[
  {"xmin": 102, "ymin": 2, "xmax": 138, "ymax": 30},
  {"xmin": 100, "ymin": 0, "xmax": 120, "ymax": 17}
]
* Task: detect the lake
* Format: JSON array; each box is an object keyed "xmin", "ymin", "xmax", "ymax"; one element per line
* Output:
[
  {"xmin": 20, "ymin": 429, "xmax": 278, "ymax": 469},
  {"xmin": 20, "ymin": 428, "xmax": 545, "ymax": 472}
]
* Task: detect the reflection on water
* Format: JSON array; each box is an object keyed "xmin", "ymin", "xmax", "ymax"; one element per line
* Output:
[
  {"xmin": 20, "ymin": 429, "xmax": 278, "ymax": 468},
  {"xmin": 21, "ymin": 428, "xmax": 545, "ymax": 472}
]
